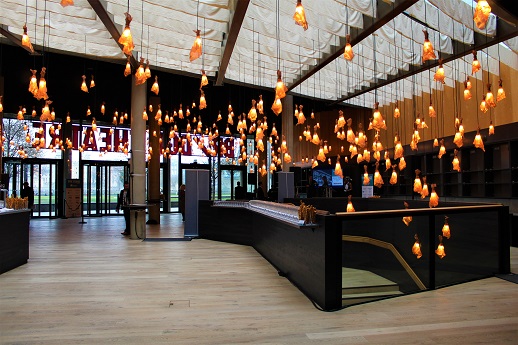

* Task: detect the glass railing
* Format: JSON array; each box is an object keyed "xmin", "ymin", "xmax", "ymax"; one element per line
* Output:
[{"xmin": 336, "ymin": 202, "xmax": 506, "ymax": 307}]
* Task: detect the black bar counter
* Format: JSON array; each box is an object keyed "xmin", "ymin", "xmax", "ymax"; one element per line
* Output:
[{"xmin": 0, "ymin": 209, "xmax": 31, "ymax": 274}]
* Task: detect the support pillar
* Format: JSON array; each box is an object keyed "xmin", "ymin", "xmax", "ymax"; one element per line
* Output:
[
  {"xmin": 147, "ymin": 96, "xmax": 161, "ymax": 224},
  {"xmin": 281, "ymin": 95, "xmax": 294, "ymax": 173},
  {"xmin": 130, "ymin": 78, "xmax": 147, "ymax": 206}
]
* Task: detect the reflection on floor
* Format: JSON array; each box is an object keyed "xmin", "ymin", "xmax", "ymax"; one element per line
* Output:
[{"xmin": 0, "ymin": 213, "xmax": 517, "ymax": 344}]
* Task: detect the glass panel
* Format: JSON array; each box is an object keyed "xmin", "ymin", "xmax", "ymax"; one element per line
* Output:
[
  {"xmin": 100, "ymin": 166, "xmax": 107, "ymax": 214},
  {"xmin": 233, "ymin": 170, "xmax": 244, "ymax": 199},
  {"xmin": 110, "ymin": 166, "xmax": 125, "ymax": 214},
  {"xmin": 211, "ymin": 157, "xmax": 219, "ymax": 200},
  {"xmin": 160, "ymin": 166, "xmax": 164, "ymax": 210},
  {"xmin": 33, "ymin": 164, "xmax": 42, "ymax": 217},
  {"xmin": 5, "ymin": 162, "xmax": 21, "ymax": 197},
  {"xmin": 83, "ymin": 165, "xmax": 98, "ymax": 215},
  {"xmin": 50, "ymin": 164, "xmax": 57, "ymax": 217},
  {"xmin": 170, "ymin": 155, "xmax": 179, "ymax": 212},
  {"xmin": 220, "ymin": 169, "xmax": 232, "ymax": 200}
]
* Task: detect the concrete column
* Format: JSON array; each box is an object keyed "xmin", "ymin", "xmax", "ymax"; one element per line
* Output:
[
  {"xmin": 281, "ymin": 95, "xmax": 294, "ymax": 173},
  {"xmin": 147, "ymin": 96, "xmax": 161, "ymax": 224},
  {"xmin": 130, "ymin": 77, "xmax": 147, "ymax": 206}
]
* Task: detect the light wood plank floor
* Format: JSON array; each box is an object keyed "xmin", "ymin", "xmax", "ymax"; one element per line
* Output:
[{"xmin": 1, "ymin": 214, "xmax": 517, "ymax": 344}]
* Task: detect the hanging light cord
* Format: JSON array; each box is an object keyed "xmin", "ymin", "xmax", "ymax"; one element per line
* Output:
[
  {"xmin": 276, "ymin": 0, "xmax": 280, "ymax": 71},
  {"xmin": 141, "ymin": 0, "xmax": 144, "ymax": 54},
  {"xmin": 196, "ymin": 0, "xmax": 200, "ymax": 30}
]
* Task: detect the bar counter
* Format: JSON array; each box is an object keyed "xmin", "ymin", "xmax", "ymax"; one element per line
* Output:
[{"xmin": 0, "ymin": 209, "xmax": 31, "ymax": 274}]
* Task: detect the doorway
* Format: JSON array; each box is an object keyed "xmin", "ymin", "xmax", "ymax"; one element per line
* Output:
[
  {"xmin": 220, "ymin": 165, "xmax": 246, "ymax": 200},
  {"xmin": 3, "ymin": 158, "xmax": 61, "ymax": 218},
  {"xmin": 81, "ymin": 161, "xmax": 129, "ymax": 216}
]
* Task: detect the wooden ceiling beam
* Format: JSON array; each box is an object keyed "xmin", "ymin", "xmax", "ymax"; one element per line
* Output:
[
  {"xmin": 87, "ymin": 0, "xmax": 138, "ymax": 69},
  {"xmin": 215, "ymin": 0, "xmax": 250, "ymax": 86},
  {"xmin": 0, "ymin": 24, "xmax": 40, "ymax": 55}
]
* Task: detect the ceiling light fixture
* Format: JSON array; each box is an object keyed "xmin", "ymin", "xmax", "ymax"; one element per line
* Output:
[
  {"xmin": 118, "ymin": 4, "xmax": 135, "ymax": 56},
  {"xmin": 190, "ymin": 0, "xmax": 202, "ymax": 62},
  {"xmin": 422, "ymin": 30, "xmax": 436, "ymax": 63},
  {"xmin": 474, "ymin": 0, "xmax": 491, "ymax": 30},
  {"xmin": 343, "ymin": 0, "xmax": 354, "ymax": 61},
  {"xmin": 293, "ymin": 0, "xmax": 308, "ymax": 31}
]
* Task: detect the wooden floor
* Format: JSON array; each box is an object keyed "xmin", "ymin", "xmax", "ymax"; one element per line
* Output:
[{"xmin": 1, "ymin": 214, "xmax": 518, "ymax": 344}]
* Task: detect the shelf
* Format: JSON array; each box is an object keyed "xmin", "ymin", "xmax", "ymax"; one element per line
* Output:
[{"xmin": 381, "ymin": 141, "xmax": 518, "ymax": 198}]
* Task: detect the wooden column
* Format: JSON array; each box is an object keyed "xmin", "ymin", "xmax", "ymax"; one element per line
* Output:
[
  {"xmin": 281, "ymin": 95, "xmax": 294, "ymax": 173},
  {"xmin": 130, "ymin": 77, "xmax": 147, "ymax": 206},
  {"xmin": 147, "ymin": 96, "xmax": 161, "ymax": 224}
]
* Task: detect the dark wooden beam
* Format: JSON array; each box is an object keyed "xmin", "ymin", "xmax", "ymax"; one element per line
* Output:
[
  {"xmin": 0, "ymin": 25, "xmax": 40, "ymax": 55},
  {"xmin": 287, "ymin": 0, "xmax": 419, "ymax": 92},
  {"xmin": 87, "ymin": 0, "xmax": 138, "ymax": 69},
  {"xmin": 215, "ymin": 0, "xmax": 250, "ymax": 86},
  {"xmin": 488, "ymin": 0, "xmax": 518, "ymax": 26},
  {"xmin": 330, "ymin": 17, "xmax": 518, "ymax": 105}
]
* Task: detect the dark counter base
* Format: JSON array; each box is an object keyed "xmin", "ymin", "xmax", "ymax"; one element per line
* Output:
[
  {"xmin": 198, "ymin": 201, "xmax": 342, "ymax": 311},
  {"xmin": 0, "ymin": 210, "xmax": 30, "ymax": 274}
]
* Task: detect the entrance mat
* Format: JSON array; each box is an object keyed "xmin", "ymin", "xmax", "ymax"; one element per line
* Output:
[
  {"xmin": 496, "ymin": 273, "xmax": 518, "ymax": 284},
  {"xmin": 143, "ymin": 237, "xmax": 193, "ymax": 242}
]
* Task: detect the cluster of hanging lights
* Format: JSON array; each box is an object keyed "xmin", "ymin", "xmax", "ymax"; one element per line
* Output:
[{"xmin": 3, "ymin": 0, "xmax": 508, "ymax": 201}]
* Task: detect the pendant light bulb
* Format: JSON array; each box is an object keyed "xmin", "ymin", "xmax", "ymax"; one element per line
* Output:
[
  {"xmin": 346, "ymin": 195, "xmax": 355, "ymax": 213},
  {"xmin": 190, "ymin": 30, "xmax": 202, "ymax": 62},
  {"xmin": 21, "ymin": 24, "xmax": 35, "ymax": 53},
  {"xmin": 135, "ymin": 58, "xmax": 147, "ymax": 86},
  {"xmin": 344, "ymin": 34, "xmax": 354, "ymax": 61},
  {"xmin": 452, "ymin": 149, "xmax": 461, "ymax": 172},
  {"xmin": 118, "ymin": 12, "xmax": 135, "ymax": 56},
  {"xmin": 442, "ymin": 216, "xmax": 451, "ymax": 239},
  {"xmin": 497, "ymin": 79, "xmax": 506, "ymax": 102},
  {"xmin": 293, "ymin": 0, "xmax": 308, "ymax": 31},
  {"xmin": 199, "ymin": 89, "xmax": 207, "ymax": 110},
  {"xmin": 474, "ymin": 1, "xmax": 491, "ymax": 30},
  {"xmin": 124, "ymin": 57, "xmax": 131, "ymax": 77},
  {"xmin": 485, "ymin": 84, "xmax": 496, "ymax": 108},
  {"xmin": 29, "ymin": 69, "xmax": 38, "ymax": 96},
  {"xmin": 81, "ymin": 75, "xmax": 88, "ymax": 93},
  {"xmin": 275, "ymin": 70, "xmax": 288, "ymax": 99},
  {"xmin": 412, "ymin": 234, "xmax": 422, "ymax": 259},
  {"xmin": 144, "ymin": 60, "xmax": 151, "ymax": 79},
  {"xmin": 200, "ymin": 69, "xmax": 208, "ymax": 87},
  {"xmin": 422, "ymin": 30, "xmax": 436, "ymax": 63},
  {"xmin": 472, "ymin": 50, "xmax": 481, "ymax": 75},
  {"xmin": 473, "ymin": 128, "xmax": 485, "ymax": 151},
  {"xmin": 394, "ymin": 102, "xmax": 400, "ymax": 119},
  {"xmin": 464, "ymin": 78, "xmax": 472, "ymax": 100},
  {"xmin": 429, "ymin": 184, "xmax": 439, "ymax": 208},
  {"xmin": 434, "ymin": 61, "xmax": 445, "ymax": 84},
  {"xmin": 151, "ymin": 75, "xmax": 159, "ymax": 95},
  {"xmin": 435, "ymin": 235, "xmax": 446, "ymax": 258}
]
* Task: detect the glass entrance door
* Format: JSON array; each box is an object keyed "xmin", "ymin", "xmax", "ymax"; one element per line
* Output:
[
  {"xmin": 2, "ymin": 158, "xmax": 60, "ymax": 218},
  {"xmin": 82, "ymin": 162, "xmax": 128, "ymax": 216},
  {"xmin": 220, "ymin": 166, "xmax": 246, "ymax": 200}
]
